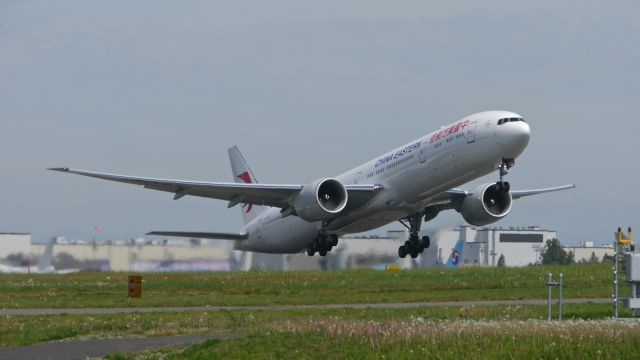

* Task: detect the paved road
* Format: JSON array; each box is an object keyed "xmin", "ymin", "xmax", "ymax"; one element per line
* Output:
[
  {"xmin": 0, "ymin": 334, "xmax": 243, "ymax": 360},
  {"xmin": 0, "ymin": 298, "xmax": 611, "ymax": 316}
]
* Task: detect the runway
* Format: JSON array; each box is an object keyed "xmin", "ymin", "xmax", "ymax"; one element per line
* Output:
[
  {"xmin": 0, "ymin": 334, "xmax": 243, "ymax": 360},
  {"xmin": 0, "ymin": 298, "xmax": 611, "ymax": 316}
]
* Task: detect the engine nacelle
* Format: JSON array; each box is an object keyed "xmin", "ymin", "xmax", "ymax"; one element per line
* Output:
[
  {"xmin": 294, "ymin": 178, "xmax": 348, "ymax": 222},
  {"xmin": 460, "ymin": 183, "xmax": 512, "ymax": 226}
]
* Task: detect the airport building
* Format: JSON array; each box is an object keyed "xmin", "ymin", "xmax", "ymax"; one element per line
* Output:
[
  {"xmin": 421, "ymin": 226, "xmax": 557, "ymax": 267},
  {"xmin": 0, "ymin": 233, "xmax": 31, "ymax": 258},
  {"xmin": 28, "ymin": 240, "xmax": 233, "ymax": 271},
  {"xmin": 0, "ymin": 226, "xmax": 611, "ymax": 272},
  {"xmin": 471, "ymin": 226, "xmax": 557, "ymax": 267},
  {"xmin": 565, "ymin": 242, "xmax": 615, "ymax": 263}
]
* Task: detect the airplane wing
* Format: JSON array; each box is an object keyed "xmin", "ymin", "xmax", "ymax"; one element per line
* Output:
[
  {"xmin": 48, "ymin": 168, "xmax": 382, "ymax": 210},
  {"xmin": 426, "ymin": 184, "xmax": 576, "ymax": 210},
  {"xmin": 509, "ymin": 184, "xmax": 576, "ymax": 199}
]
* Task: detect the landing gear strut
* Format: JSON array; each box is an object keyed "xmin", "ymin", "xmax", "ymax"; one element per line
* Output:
[
  {"xmin": 496, "ymin": 160, "xmax": 511, "ymax": 193},
  {"xmin": 397, "ymin": 213, "xmax": 430, "ymax": 259},
  {"xmin": 306, "ymin": 230, "xmax": 338, "ymax": 257}
]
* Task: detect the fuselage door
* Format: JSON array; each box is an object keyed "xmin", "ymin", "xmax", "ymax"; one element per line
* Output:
[
  {"xmin": 467, "ymin": 121, "xmax": 477, "ymax": 144},
  {"xmin": 354, "ymin": 171, "xmax": 362, "ymax": 184},
  {"xmin": 419, "ymin": 142, "xmax": 427, "ymax": 163}
]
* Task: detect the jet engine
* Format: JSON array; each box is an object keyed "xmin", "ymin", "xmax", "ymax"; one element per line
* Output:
[
  {"xmin": 294, "ymin": 178, "xmax": 348, "ymax": 222},
  {"xmin": 460, "ymin": 183, "xmax": 512, "ymax": 226}
]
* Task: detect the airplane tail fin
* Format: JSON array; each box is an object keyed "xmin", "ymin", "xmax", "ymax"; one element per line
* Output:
[
  {"xmin": 228, "ymin": 146, "xmax": 267, "ymax": 224},
  {"xmin": 445, "ymin": 237, "xmax": 464, "ymax": 268},
  {"xmin": 37, "ymin": 238, "xmax": 55, "ymax": 272}
]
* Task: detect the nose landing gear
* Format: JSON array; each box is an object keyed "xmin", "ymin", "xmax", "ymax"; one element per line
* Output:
[
  {"xmin": 496, "ymin": 160, "xmax": 512, "ymax": 193},
  {"xmin": 397, "ymin": 213, "xmax": 430, "ymax": 259}
]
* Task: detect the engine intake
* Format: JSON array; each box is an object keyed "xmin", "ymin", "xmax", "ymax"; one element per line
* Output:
[
  {"xmin": 460, "ymin": 183, "xmax": 512, "ymax": 226},
  {"xmin": 294, "ymin": 178, "xmax": 348, "ymax": 222}
]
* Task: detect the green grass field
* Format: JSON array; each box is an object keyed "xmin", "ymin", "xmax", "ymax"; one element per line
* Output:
[
  {"xmin": 2, "ymin": 262, "xmax": 637, "ymax": 359},
  {"xmin": 0, "ymin": 263, "xmax": 623, "ymax": 308},
  {"xmin": 1, "ymin": 303, "xmax": 631, "ymax": 347},
  {"xmin": 152, "ymin": 319, "xmax": 640, "ymax": 360}
]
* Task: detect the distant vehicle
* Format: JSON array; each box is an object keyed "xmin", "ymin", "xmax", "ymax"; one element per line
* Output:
[
  {"xmin": 51, "ymin": 111, "xmax": 574, "ymax": 259},
  {"xmin": 0, "ymin": 238, "xmax": 79, "ymax": 274}
]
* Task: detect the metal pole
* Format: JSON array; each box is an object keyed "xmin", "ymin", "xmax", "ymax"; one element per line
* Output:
[
  {"xmin": 633, "ymin": 282, "xmax": 638, "ymax": 318},
  {"xmin": 614, "ymin": 242, "xmax": 619, "ymax": 319},
  {"xmin": 558, "ymin": 273, "xmax": 563, "ymax": 321},
  {"xmin": 548, "ymin": 272, "xmax": 553, "ymax": 321}
]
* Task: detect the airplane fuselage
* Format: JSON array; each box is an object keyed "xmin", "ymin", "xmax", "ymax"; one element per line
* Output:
[{"xmin": 235, "ymin": 111, "xmax": 531, "ymax": 253}]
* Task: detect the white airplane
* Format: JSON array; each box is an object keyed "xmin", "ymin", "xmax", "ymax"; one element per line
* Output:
[{"xmin": 50, "ymin": 111, "xmax": 574, "ymax": 259}]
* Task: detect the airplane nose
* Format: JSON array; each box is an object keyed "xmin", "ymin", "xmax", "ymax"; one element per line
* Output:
[
  {"xmin": 516, "ymin": 121, "xmax": 531, "ymax": 143},
  {"xmin": 500, "ymin": 120, "xmax": 530, "ymax": 158}
]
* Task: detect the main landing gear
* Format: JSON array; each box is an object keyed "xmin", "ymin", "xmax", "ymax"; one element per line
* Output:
[
  {"xmin": 496, "ymin": 160, "xmax": 511, "ymax": 193},
  {"xmin": 397, "ymin": 213, "xmax": 430, "ymax": 259},
  {"xmin": 306, "ymin": 231, "xmax": 338, "ymax": 257}
]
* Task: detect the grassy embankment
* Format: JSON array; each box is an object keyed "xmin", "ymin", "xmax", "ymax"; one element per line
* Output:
[
  {"xmin": 1, "ymin": 262, "xmax": 635, "ymax": 358},
  {"xmin": 0, "ymin": 262, "xmax": 622, "ymax": 309},
  {"xmin": 1, "ymin": 303, "xmax": 634, "ymax": 348},
  {"xmin": 143, "ymin": 319, "xmax": 640, "ymax": 360}
]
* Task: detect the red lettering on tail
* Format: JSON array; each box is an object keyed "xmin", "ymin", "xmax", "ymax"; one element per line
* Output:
[{"xmin": 237, "ymin": 172, "xmax": 253, "ymax": 213}]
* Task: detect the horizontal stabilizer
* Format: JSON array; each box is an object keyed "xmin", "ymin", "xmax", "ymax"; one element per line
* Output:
[{"xmin": 146, "ymin": 231, "xmax": 248, "ymax": 241}]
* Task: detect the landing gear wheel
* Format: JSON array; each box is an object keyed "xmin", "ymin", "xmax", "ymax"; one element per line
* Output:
[
  {"xmin": 421, "ymin": 236, "xmax": 430, "ymax": 249},
  {"xmin": 308, "ymin": 226, "xmax": 338, "ymax": 257},
  {"xmin": 397, "ymin": 212, "xmax": 426, "ymax": 259},
  {"xmin": 398, "ymin": 246, "xmax": 407, "ymax": 258},
  {"xmin": 496, "ymin": 181, "xmax": 510, "ymax": 193}
]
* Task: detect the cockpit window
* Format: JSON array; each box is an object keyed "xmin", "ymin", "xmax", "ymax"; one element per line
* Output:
[{"xmin": 498, "ymin": 117, "xmax": 525, "ymax": 125}]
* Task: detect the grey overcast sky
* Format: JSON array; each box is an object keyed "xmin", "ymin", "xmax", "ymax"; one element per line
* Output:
[{"xmin": 1, "ymin": 1, "xmax": 638, "ymax": 245}]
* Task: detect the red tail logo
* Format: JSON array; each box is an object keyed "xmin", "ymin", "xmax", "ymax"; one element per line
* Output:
[
  {"xmin": 237, "ymin": 171, "xmax": 253, "ymax": 213},
  {"xmin": 450, "ymin": 249, "xmax": 459, "ymax": 265}
]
